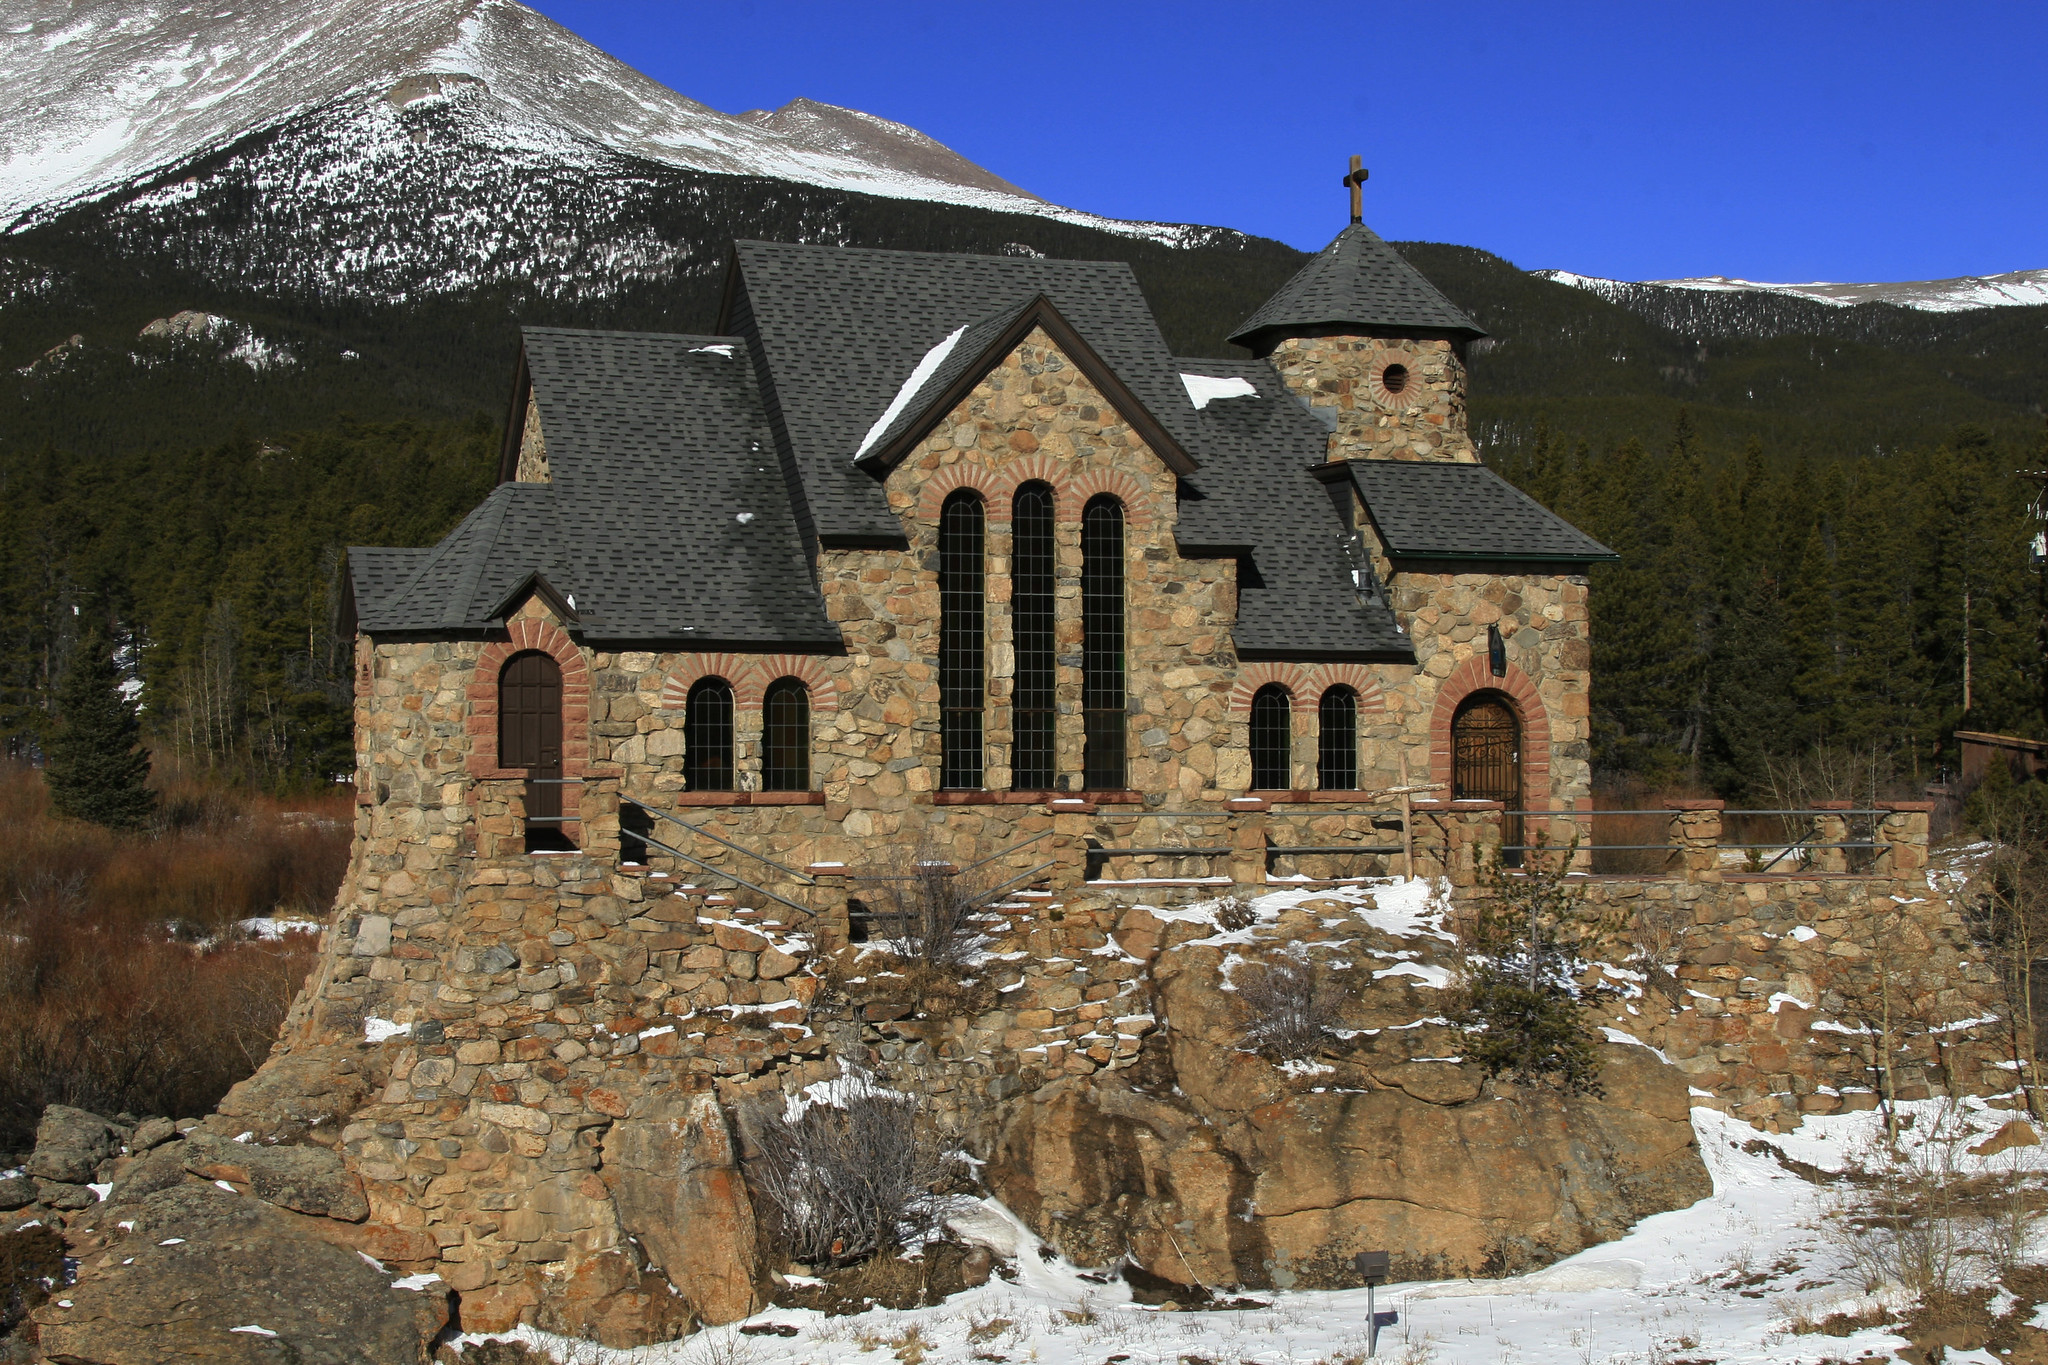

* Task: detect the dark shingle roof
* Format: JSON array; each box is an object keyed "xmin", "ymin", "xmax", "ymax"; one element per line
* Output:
[
  {"xmin": 1228, "ymin": 223, "xmax": 1485, "ymax": 352},
  {"xmin": 1345, "ymin": 460, "xmax": 1618, "ymax": 562},
  {"xmin": 355, "ymin": 329, "xmax": 836, "ymax": 646},
  {"xmin": 346, "ymin": 546, "xmax": 432, "ymax": 632},
  {"xmin": 1172, "ymin": 358, "xmax": 1411, "ymax": 658},
  {"xmin": 727, "ymin": 240, "xmax": 1203, "ymax": 544},
  {"xmin": 350, "ymin": 241, "xmax": 1602, "ymax": 660}
]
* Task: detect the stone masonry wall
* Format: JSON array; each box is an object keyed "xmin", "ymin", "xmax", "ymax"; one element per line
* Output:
[{"xmin": 1262, "ymin": 334, "xmax": 1475, "ymax": 464}]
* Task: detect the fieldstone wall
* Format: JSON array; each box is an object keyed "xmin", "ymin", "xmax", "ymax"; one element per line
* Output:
[{"xmin": 1261, "ymin": 334, "xmax": 1475, "ymax": 464}]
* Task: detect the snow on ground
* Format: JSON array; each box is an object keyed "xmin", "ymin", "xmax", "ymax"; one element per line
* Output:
[{"xmin": 451, "ymin": 1097, "xmax": 2047, "ymax": 1365}]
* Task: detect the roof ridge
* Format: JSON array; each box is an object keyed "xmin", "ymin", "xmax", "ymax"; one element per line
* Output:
[{"xmin": 521, "ymin": 325, "xmax": 742, "ymax": 344}]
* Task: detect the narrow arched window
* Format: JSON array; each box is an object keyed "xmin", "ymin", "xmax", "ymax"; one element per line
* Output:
[
  {"xmin": 761, "ymin": 677, "xmax": 810, "ymax": 791},
  {"xmin": 1082, "ymin": 496, "xmax": 1125, "ymax": 791},
  {"xmin": 1250, "ymin": 684, "xmax": 1292, "ymax": 791},
  {"xmin": 1318, "ymin": 686, "xmax": 1358, "ymax": 790},
  {"xmin": 501, "ymin": 650, "xmax": 568, "ymax": 849},
  {"xmin": 939, "ymin": 490, "xmax": 985, "ymax": 789},
  {"xmin": 683, "ymin": 676, "xmax": 734, "ymax": 791},
  {"xmin": 1012, "ymin": 481, "xmax": 1056, "ymax": 790}
]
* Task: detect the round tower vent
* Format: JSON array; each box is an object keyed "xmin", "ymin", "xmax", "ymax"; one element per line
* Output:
[{"xmin": 1366, "ymin": 350, "xmax": 1423, "ymax": 411}]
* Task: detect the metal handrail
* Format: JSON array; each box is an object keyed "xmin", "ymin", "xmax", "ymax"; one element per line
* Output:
[
  {"xmin": 1271, "ymin": 844, "xmax": 1406, "ymax": 855},
  {"xmin": 619, "ymin": 796, "xmax": 815, "ymax": 886},
  {"xmin": 952, "ymin": 827, "xmax": 1053, "ymax": 875},
  {"xmin": 1097, "ymin": 845, "xmax": 1234, "ymax": 857},
  {"xmin": 630, "ymin": 829, "xmax": 811, "ymax": 917}
]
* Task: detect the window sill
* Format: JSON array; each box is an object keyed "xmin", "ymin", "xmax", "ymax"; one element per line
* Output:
[
  {"xmin": 934, "ymin": 789, "xmax": 1145, "ymax": 805},
  {"xmin": 1252, "ymin": 789, "xmax": 1381, "ymax": 803},
  {"xmin": 665, "ymin": 791, "xmax": 825, "ymax": 807}
]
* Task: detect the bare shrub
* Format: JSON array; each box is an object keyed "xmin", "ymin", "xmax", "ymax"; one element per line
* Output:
[
  {"xmin": 1235, "ymin": 947, "xmax": 1348, "ymax": 1061},
  {"xmin": 1629, "ymin": 895, "xmax": 1690, "ymax": 1002},
  {"xmin": 0, "ymin": 761, "xmax": 341, "ymax": 1148},
  {"xmin": 745, "ymin": 1086, "xmax": 954, "ymax": 1268},
  {"xmin": 1213, "ymin": 895, "xmax": 1257, "ymax": 932},
  {"xmin": 852, "ymin": 832, "xmax": 1002, "ymax": 969},
  {"xmin": 1817, "ymin": 1105, "xmax": 2046, "ymax": 1296}
]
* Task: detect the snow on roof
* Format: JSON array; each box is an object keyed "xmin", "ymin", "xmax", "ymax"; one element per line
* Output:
[
  {"xmin": 854, "ymin": 325, "xmax": 967, "ymax": 459},
  {"xmin": 1179, "ymin": 372, "xmax": 1258, "ymax": 409}
]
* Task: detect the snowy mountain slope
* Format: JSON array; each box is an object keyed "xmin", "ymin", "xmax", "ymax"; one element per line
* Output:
[
  {"xmin": 0, "ymin": 0, "xmax": 1186, "ymax": 240},
  {"xmin": 1539, "ymin": 265, "xmax": 2048, "ymax": 313}
]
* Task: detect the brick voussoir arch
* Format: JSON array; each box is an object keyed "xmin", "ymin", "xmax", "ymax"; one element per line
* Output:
[
  {"xmin": 1060, "ymin": 469, "xmax": 1153, "ymax": 527},
  {"xmin": 658, "ymin": 653, "xmax": 841, "ymax": 713},
  {"xmin": 751, "ymin": 654, "xmax": 842, "ymax": 713},
  {"xmin": 658, "ymin": 653, "xmax": 758, "ymax": 710},
  {"xmin": 1427, "ymin": 655, "xmax": 1551, "ymax": 809},
  {"xmin": 1228, "ymin": 661, "xmax": 1316, "ymax": 715},
  {"xmin": 1308, "ymin": 663, "xmax": 1387, "ymax": 712},
  {"xmin": 915, "ymin": 465, "xmax": 1006, "ymax": 523},
  {"xmin": 469, "ymin": 615, "xmax": 590, "ymax": 780}
]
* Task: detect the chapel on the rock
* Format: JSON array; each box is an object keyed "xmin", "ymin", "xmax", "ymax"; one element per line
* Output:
[{"xmin": 344, "ymin": 194, "xmax": 1614, "ymax": 885}]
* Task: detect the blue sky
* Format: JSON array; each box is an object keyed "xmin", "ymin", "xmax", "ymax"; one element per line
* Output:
[{"xmin": 527, "ymin": 1, "xmax": 2047, "ymax": 284}]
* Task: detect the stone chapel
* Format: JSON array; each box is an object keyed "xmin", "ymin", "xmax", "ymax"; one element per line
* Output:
[{"xmin": 344, "ymin": 204, "xmax": 1615, "ymax": 887}]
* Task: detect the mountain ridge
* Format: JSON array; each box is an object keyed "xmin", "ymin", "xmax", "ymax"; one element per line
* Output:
[
  {"xmin": 0, "ymin": 0, "xmax": 1172, "ymax": 239},
  {"xmin": 1538, "ymin": 265, "xmax": 2048, "ymax": 314}
]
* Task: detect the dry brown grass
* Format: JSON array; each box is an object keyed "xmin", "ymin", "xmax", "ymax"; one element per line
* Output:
[{"xmin": 0, "ymin": 761, "xmax": 345, "ymax": 1149}]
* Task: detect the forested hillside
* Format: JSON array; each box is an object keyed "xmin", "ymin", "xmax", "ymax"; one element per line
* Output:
[{"xmin": 1, "ymin": 181, "xmax": 2042, "ymax": 796}]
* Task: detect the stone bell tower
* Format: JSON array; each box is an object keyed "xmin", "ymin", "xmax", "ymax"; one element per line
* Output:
[{"xmin": 1230, "ymin": 157, "xmax": 1487, "ymax": 464}]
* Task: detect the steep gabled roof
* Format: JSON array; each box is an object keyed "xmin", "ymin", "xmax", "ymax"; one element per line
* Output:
[
  {"xmin": 1172, "ymin": 358, "xmax": 1411, "ymax": 659},
  {"xmin": 352, "ymin": 329, "xmax": 837, "ymax": 646},
  {"xmin": 722, "ymin": 240, "xmax": 1203, "ymax": 545},
  {"xmin": 855, "ymin": 292, "xmax": 1197, "ymax": 477},
  {"xmin": 1228, "ymin": 223, "xmax": 1485, "ymax": 353},
  {"xmin": 1343, "ymin": 460, "xmax": 1617, "ymax": 563}
]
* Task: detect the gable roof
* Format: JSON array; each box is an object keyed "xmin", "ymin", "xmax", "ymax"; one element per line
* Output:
[
  {"xmin": 855, "ymin": 292, "xmax": 1197, "ymax": 478},
  {"xmin": 1342, "ymin": 460, "xmax": 1618, "ymax": 563},
  {"xmin": 1171, "ymin": 357, "xmax": 1411, "ymax": 657},
  {"xmin": 1228, "ymin": 223, "xmax": 1485, "ymax": 353},
  {"xmin": 349, "ymin": 329, "xmax": 837, "ymax": 646},
  {"xmin": 349, "ymin": 239, "xmax": 1605, "ymax": 661},
  {"xmin": 722, "ymin": 240, "xmax": 1205, "ymax": 546}
]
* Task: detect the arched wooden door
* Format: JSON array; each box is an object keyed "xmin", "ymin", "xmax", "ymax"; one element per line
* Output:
[
  {"xmin": 499, "ymin": 651, "xmax": 564, "ymax": 848},
  {"xmin": 1452, "ymin": 693, "xmax": 1522, "ymax": 861}
]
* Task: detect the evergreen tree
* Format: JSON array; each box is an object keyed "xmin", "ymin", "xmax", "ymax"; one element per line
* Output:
[{"xmin": 44, "ymin": 628, "xmax": 156, "ymax": 830}]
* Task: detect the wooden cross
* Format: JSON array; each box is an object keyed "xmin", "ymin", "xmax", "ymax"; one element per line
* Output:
[{"xmin": 1342, "ymin": 155, "xmax": 1369, "ymax": 224}]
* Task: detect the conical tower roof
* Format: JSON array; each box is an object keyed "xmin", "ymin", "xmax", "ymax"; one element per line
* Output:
[{"xmin": 1229, "ymin": 223, "xmax": 1485, "ymax": 353}]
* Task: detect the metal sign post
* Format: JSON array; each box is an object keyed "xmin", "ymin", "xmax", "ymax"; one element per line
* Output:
[{"xmin": 1356, "ymin": 1250, "xmax": 1390, "ymax": 1355}]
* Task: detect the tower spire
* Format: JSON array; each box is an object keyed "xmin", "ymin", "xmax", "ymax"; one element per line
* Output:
[{"xmin": 1342, "ymin": 155, "xmax": 1369, "ymax": 225}]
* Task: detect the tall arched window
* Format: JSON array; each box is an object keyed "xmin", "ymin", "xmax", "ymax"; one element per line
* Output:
[
  {"xmin": 939, "ymin": 490, "xmax": 985, "ymax": 789},
  {"xmin": 1081, "ymin": 496, "xmax": 1126, "ymax": 791},
  {"xmin": 1318, "ymin": 686, "xmax": 1359, "ymax": 790},
  {"xmin": 761, "ymin": 677, "xmax": 810, "ymax": 791},
  {"xmin": 683, "ymin": 676, "xmax": 734, "ymax": 791},
  {"xmin": 1249, "ymin": 684, "xmax": 1292, "ymax": 791},
  {"xmin": 1012, "ymin": 481, "xmax": 1056, "ymax": 790},
  {"xmin": 500, "ymin": 650, "xmax": 567, "ymax": 849}
]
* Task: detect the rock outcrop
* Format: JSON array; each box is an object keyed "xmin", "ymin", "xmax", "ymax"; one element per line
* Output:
[{"xmin": 32, "ymin": 1184, "xmax": 446, "ymax": 1364}]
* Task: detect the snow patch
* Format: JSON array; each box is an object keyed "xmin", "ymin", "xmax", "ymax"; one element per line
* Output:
[
  {"xmin": 1179, "ymin": 372, "xmax": 1258, "ymax": 409},
  {"xmin": 854, "ymin": 325, "xmax": 966, "ymax": 458},
  {"xmin": 362, "ymin": 1017, "xmax": 410, "ymax": 1043}
]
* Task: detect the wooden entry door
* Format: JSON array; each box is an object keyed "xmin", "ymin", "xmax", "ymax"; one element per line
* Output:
[
  {"xmin": 1452, "ymin": 694, "xmax": 1522, "ymax": 859},
  {"xmin": 499, "ymin": 651, "xmax": 564, "ymax": 843}
]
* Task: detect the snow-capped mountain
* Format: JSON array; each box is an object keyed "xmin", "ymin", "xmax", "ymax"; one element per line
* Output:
[
  {"xmin": 0, "ymin": 0, "xmax": 1175, "ymax": 239},
  {"xmin": 1538, "ymin": 267, "xmax": 2048, "ymax": 314}
]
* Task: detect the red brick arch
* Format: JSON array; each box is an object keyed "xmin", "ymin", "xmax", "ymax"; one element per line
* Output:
[
  {"xmin": 914, "ymin": 465, "xmax": 1007, "ymax": 522},
  {"xmin": 659, "ymin": 653, "xmax": 840, "ymax": 713},
  {"xmin": 1060, "ymin": 469, "xmax": 1154, "ymax": 528},
  {"xmin": 1428, "ymin": 655, "xmax": 1551, "ymax": 810},
  {"xmin": 1307, "ymin": 664, "xmax": 1387, "ymax": 713},
  {"xmin": 468, "ymin": 616, "xmax": 590, "ymax": 780},
  {"xmin": 1228, "ymin": 662, "xmax": 1317, "ymax": 715}
]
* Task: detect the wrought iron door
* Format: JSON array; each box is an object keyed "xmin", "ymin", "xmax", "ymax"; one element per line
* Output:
[
  {"xmin": 499, "ymin": 651, "xmax": 563, "ymax": 835},
  {"xmin": 1452, "ymin": 695, "xmax": 1521, "ymax": 857}
]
